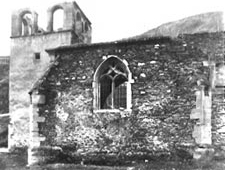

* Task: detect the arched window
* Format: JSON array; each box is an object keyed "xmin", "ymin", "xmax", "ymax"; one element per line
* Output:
[
  {"xmin": 84, "ymin": 22, "xmax": 89, "ymax": 32},
  {"xmin": 53, "ymin": 8, "xmax": 64, "ymax": 31},
  {"xmin": 76, "ymin": 12, "xmax": 81, "ymax": 21},
  {"xmin": 93, "ymin": 56, "xmax": 133, "ymax": 111},
  {"xmin": 21, "ymin": 13, "xmax": 33, "ymax": 36}
]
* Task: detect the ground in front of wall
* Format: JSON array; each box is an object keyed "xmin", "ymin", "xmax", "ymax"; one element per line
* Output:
[{"xmin": 1, "ymin": 151, "xmax": 225, "ymax": 170}]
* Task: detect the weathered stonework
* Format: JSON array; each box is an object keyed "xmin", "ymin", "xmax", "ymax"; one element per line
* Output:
[
  {"xmin": 190, "ymin": 86, "xmax": 212, "ymax": 145},
  {"xmin": 9, "ymin": 1, "xmax": 92, "ymax": 148},
  {"xmin": 181, "ymin": 33, "xmax": 225, "ymax": 159},
  {"xmin": 0, "ymin": 57, "xmax": 9, "ymax": 149},
  {"xmin": 27, "ymin": 37, "xmax": 214, "ymax": 164},
  {"xmin": 0, "ymin": 57, "xmax": 9, "ymax": 115},
  {"xmin": 0, "ymin": 0, "xmax": 225, "ymax": 166}
]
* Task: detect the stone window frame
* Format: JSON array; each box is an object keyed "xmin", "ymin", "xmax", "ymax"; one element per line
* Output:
[
  {"xmin": 46, "ymin": 3, "xmax": 70, "ymax": 32},
  {"xmin": 12, "ymin": 9, "xmax": 38, "ymax": 36},
  {"xmin": 93, "ymin": 55, "xmax": 133, "ymax": 113},
  {"xmin": 52, "ymin": 7, "xmax": 64, "ymax": 31},
  {"xmin": 21, "ymin": 14, "xmax": 32, "ymax": 36}
]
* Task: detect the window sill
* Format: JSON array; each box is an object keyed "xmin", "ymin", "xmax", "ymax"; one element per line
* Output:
[
  {"xmin": 94, "ymin": 109, "xmax": 131, "ymax": 113},
  {"xmin": 93, "ymin": 109, "xmax": 132, "ymax": 118},
  {"xmin": 0, "ymin": 148, "xmax": 9, "ymax": 152}
]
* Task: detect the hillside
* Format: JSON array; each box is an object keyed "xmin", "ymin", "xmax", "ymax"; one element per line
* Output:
[{"xmin": 129, "ymin": 12, "xmax": 224, "ymax": 39}]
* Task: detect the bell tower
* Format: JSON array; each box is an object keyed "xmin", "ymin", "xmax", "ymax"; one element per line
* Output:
[{"xmin": 9, "ymin": 1, "xmax": 91, "ymax": 149}]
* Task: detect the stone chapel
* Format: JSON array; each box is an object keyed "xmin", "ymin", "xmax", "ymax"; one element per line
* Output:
[{"xmin": 0, "ymin": 1, "xmax": 225, "ymax": 166}]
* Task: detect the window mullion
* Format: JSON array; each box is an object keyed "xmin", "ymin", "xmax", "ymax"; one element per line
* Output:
[
  {"xmin": 98, "ymin": 83, "xmax": 100, "ymax": 109},
  {"xmin": 112, "ymin": 79, "xmax": 115, "ymax": 109}
]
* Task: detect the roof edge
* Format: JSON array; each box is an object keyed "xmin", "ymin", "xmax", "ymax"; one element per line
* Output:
[
  {"xmin": 46, "ymin": 36, "xmax": 173, "ymax": 52},
  {"xmin": 29, "ymin": 56, "xmax": 60, "ymax": 94},
  {"xmin": 73, "ymin": 1, "xmax": 91, "ymax": 25}
]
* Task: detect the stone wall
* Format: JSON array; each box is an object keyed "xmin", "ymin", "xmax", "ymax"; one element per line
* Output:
[
  {"xmin": 0, "ymin": 57, "xmax": 9, "ymax": 148},
  {"xmin": 0, "ymin": 116, "xmax": 9, "ymax": 148},
  {"xmin": 10, "ymin": 31, "xmax": 76, "ymax": 148},
  {"xmin": 9, "ymin": 1, "xmax": 92, "ymax": 149},
  {"xmin": 180, "ymin": 32, "xmax": 224, "ymax": 62},
  {"xmin": 0, "ymin": 57, "xmax": 9, "ymax": 114},
  {"xmin": 181, "ymin": 33, "xmax": 225, "ymax": 154},
  {"xmin": 30, "ymin": 37, "xmax": 211, "ymax": 164}
]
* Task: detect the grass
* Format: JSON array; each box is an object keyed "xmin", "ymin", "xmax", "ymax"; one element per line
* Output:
[
  {"xmin": 28, "ymin": 160, "xmax": 225, "ymax": 170},
  {"xmin": 0, "ymin": 150, "xmax": 225, "ymax": 170}
]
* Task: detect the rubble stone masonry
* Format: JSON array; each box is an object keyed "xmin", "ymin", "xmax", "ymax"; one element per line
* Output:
[{"xmin": 28, "ymin": 36, "xmax": 217, "ymax": 164}]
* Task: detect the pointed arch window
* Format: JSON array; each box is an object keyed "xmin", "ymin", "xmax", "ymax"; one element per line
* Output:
[{"xmin": 93, "ymin": 56, "xmax": 133, "ymax": 111}]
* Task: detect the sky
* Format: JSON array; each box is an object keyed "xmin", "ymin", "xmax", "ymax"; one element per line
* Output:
[{"xmin": 0, "ymin": 0, "xmax": 225, "ymax": 56}]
